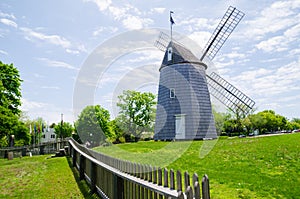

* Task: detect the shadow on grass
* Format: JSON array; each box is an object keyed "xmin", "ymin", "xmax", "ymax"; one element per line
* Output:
[{"xmin": 66, "ymin": 157, "xmax": 100, "ymax": 199}]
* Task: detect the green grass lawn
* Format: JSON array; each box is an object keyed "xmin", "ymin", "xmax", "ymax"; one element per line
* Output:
[
  {"xmin": 94, "ymin": 133, "xmax": 300, "ymax": 199},
  {"xmin": 0, "ymin": 155, "xmax": 99, "ymax": 199}
]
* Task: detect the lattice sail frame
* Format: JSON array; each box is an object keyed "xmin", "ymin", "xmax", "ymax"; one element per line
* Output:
[
  {"xmin": 200, "ymin": 6, "xmax": 245, "ymax": 61},
  {"xmin": 154, "ymin": 31, "xmax": 170, "ymax": 52},
  {"xmin": 206, "ymin": 72, "xmax": 255, "ymax": 114}
]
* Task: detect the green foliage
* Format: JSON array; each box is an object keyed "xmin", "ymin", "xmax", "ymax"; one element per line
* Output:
[
  {"xmin": 289, "ymin": 118, "xmax": 300, "ymax": 130},
  {"xmin": 249, "ymin": 110, "xmax": 287, "ymax": 133},
  {"xmin": 109, "ymin": 118, "xmax": 125, "ymax": 143},
  {"xmin": 53, "ymin": 122, "xmax": 74, "ymax": 139},
  {"xmin": 13, "ymin": 122, "xmax": 31, "ymax": 146},
  {"xmin": 117, "ymin": 90, "xmax": 156, "ymax": 139},
  {"xmin": 75, "ymin": 105, "xmax": 114, "ymax": 147},
  {"xmin": 222, "ymin": 109, "xmax": 294, "ymax": 136},
  {"xmin": 0, "ymin": 61, "xmax": 22, "ymax": 115},
  {"xmin": 212, "ymin": 108, "xmax": 227, "ymax": 135},
  {"xmin": 0, "ymin": 105, "xmax": 19, "ymax": 142}
]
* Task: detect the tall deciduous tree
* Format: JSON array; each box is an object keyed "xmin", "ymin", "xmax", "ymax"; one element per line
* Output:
[
  {"xmin": 54, "ymin": 122, "xmax": 74, "ymax": 139},
  {"xmin": 0, "ymin": 61, "xmax": 27, "ymax": 146},
  {"xmin": 0, "ymin": 61, "xmax": 22, "ymax": 115},
  {"xmin": 75, "ymin": 105, "xmax": 113, "ymax": 147},
  {"xmin": 117, "ymin": 90, "xmax": 156, "ymax": 139}
]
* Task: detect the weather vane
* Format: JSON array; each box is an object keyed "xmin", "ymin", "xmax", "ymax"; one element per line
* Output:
[{"xmin": 170, "ymin": 11, "xmax": 175, "ymax": 43}]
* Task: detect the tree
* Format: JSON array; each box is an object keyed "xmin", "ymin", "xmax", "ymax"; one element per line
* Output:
[
  {"xmin": 117, "ymin": 90, "xmax": 156, "ymax": 140},
  {"xmin": 75, "ymin": 105, "xmax": 113, "ymax": 147},
  {"xmin": 212, "ymin": 108, "xmax": 227, "ymax": 135},
  {"xmin": 0, "ymin": 61, "xmax": 22, "ymax": 115},
  {"xmin": 248, "ymin": 110, "xmax": 288, "ymax": 134},
  {"xmin": 0, "ymin": 105, "xmax": 20, "ymax": 146},
  {"xmin": 0, "ymin": 61, "xmax": 24, "ymax": 146},
  {"xmin": 13, "ymin": 122, "xmax": 31, "ymax": 146},
  {"xmin": 54, "ymin": 122, "xmax": 74, "ymax": 139},
  {"xmin": 109, "ymin": 118, "xmax": 124, "ymax": 142}
]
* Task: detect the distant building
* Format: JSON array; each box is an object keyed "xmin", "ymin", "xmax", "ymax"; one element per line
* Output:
[{"xmin": 41, "ymin": 128, "xmax": 56, "ymax": 143}]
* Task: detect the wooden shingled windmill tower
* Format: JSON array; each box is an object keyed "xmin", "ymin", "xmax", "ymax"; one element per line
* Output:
[{"xmin": 154, "ymin": 6, "xmax": 255, "ymax": 140}]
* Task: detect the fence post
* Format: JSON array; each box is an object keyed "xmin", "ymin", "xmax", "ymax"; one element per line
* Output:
[
  {"xmin": 202, "ymin": 174, "xmax": 210, "ymax": 199},
  {"xmin": 164, "ymin": 168, "xmax": 168, "ymax": 188},
  {"xmin": 176, "ymin": 170, "xmax": 182, "ymax": 192},
  {"xmin": 184, "ymin": 171, "xmax": 190, "ymax": 191},
  {"xmin": 79, "ymin": 154, "xmax": 85, "ymax": 180},
  {"xmin": 178, "ymin": 191, "xmax": 184, "ymax": 199},
  {"xmin": 192, "ymin": 173, "xmax": 199, "ymax": 187},
  {"xmin": 148, "ymin": 165, "xmax": 153, "ymax": 182},
  {"xmin": 186, "ymin": 186, "xmax": 194, "ymax": 199},
  {"xmin": 158, "ymin": 167, "xmax": 162, "ymax": 186},
  {"xmin": 170, "ymin": 169, "xmax": 175, "ymax": 190},
  {"xmin": 72, "ymin": 148, "xmax": 76, "ymax": 167},
  {"xmin": 114, "ymin": 174, "xmax": 124, "ymax": 199},
  {"xmin": 90, "ymin": 161, "xmax": 97, "ymax": 194},
  {"xmin": 68, "ymin": 142, "xmax": 71, "ymax": 156},
  {"xmin": 194, "ymin": 181, "xmax": 201, "ymax": 199}
]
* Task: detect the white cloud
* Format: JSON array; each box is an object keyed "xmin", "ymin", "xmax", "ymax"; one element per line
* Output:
[
  {"xmin": 0, "ymin": 11, "xmax": 16, "ymax": 20},
  {"xmin": 188, "ymin": 31, "xmax": 211, "ymax": 49},
  {"xmin": 83, "ymin": 0, "xmax": 112, "ymax": 11},
  {"xmin": 66, "ymin": 49, "xmax": 80, "ymax": 54},
  {"xmin": 222, "ymin": 51, "xmax": 246, "ymax": 59},
  {"xmin": 20, "ymin": 27, "xmax": 87, "ymax": 54},
  {"xmin": 255, "ymin": 23, "xmax": 300, "ymax": 53},
  {"xmin": 37, "ymin": 57, "xmax": 78, "ymax": 70},
  {"xmin": 21, "ymin": 98, "xmax": 48, "ymax": 111},
  {"xmin": 122, "ymin": 15, "xmax": 153, "ymax": 30},
  {"xmin": 41, "ymin": 86, "xmax": 60, "ymax": 90},
  {"xmin": 21, "ymin": 98, "xmax": 74, "ymax": 123},
  {"xmin": 20, "ymin": 27, "xmax": 71, "ymax": 49},
  {"xmin": 0, "ymin": 18, "xmax": 17, "ymax": 28},
  {"xmin": 179, "ymin": 17, "xmax": 216, "ymax": 31},
  {"xmin": 235, "ymin": 57, "xmax": 300, "ymax": 99},
  {"xmin": 108, "ymin": 6, "xmax": 127, "ymax": 20},
  {"xmin": 83, "ymin": 1, "xmax": 153, "ymax": 30},
  {"xmin": 0, "ymin": 50, "xmax": 8, "ymax": 55},
  {"xmin": 244, "ymin": 0, "xmax": 300, "ymax": 39},
  {"xmin": 93, "ymin": 26, "xmax": 118, "ymax": 36},
  {"xmin": 150, "ymin": 8, "xmax": 166, "ymax": 14}
]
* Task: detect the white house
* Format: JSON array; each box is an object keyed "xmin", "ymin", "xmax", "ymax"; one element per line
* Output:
[{"xmin": 41, "ymin": 128, "xmax": 56, "ymax": 143}]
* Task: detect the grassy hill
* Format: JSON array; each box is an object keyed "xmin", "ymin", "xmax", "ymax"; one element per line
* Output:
[
  {"xmin": 94, "ymin": 133, "xmax": 300, "ymax": 199},
  {"xmin": 0, "ymin": 155, "xmax": 98, "ymax": 199}
]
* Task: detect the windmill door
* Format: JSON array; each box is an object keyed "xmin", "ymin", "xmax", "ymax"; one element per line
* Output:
[{"xmin": 175, "ymin": 114, "xmax": 186, "ymax": 139}]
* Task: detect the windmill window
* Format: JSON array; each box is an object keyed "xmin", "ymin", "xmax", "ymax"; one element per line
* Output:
[
  {"xmin": 167, "ymin": 47, "xmax": 172, "ymax": 61},
  {"xmin": 170, "ymin": 88, "xmax": 175, "ymax": 98}
]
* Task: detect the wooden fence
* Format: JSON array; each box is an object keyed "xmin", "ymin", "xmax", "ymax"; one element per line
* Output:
[
  {"xmin": 0, "ymin": 140, "xmax": 68, "ymax": 158},
  {"xmin": 68, "ymin": 138, "xmax": 210, "ymax": 199}
]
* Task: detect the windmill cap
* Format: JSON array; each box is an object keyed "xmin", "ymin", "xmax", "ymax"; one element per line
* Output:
[{"xmin": 159, "ymin": 41, "xmax": 207, "ymax": 71}]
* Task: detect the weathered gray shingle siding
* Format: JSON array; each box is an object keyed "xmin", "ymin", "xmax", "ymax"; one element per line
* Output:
[{"xmin": 154, "ymin": 42, "xmax": 217, "ymax": 140}]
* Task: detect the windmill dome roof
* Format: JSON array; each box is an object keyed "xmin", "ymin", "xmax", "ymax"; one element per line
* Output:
[{"xmin": 160, "ymin": 41, "xmax": 206, "ymax": 71}]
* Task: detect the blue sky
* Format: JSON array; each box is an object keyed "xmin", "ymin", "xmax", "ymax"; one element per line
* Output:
[{"xmin": 0, "ymin": 0, "xmax": 299, "ymax": 124}]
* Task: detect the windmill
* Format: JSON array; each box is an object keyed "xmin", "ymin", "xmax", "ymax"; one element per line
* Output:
[{"xmin": 154, "ymin": 6, "xmax": 255, "ymax": 140}]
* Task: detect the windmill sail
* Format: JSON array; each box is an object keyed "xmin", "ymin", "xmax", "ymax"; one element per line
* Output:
[
  {"xmin": 207, "ymin": 72, "xmax": 255, "ymax": 114},
  {"xmin": 200, "ymin": 6, "xmax": 244, "ymax": 61},
  {"xmin": 154, "ymin": 31, "xmax": 170, "ymax": 52},
  {"xmin": 154, "ymin": 6, "xmax": 254, "ymax": 122}
]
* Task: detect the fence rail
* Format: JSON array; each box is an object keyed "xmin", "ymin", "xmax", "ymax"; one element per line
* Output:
[
  {"xmin": 0, "ymin": 140, "xmax": 68, "ymax": 158},
  {"xmin": 68, "ymin": 138, "xmax": 210, "ymax": 199}
]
